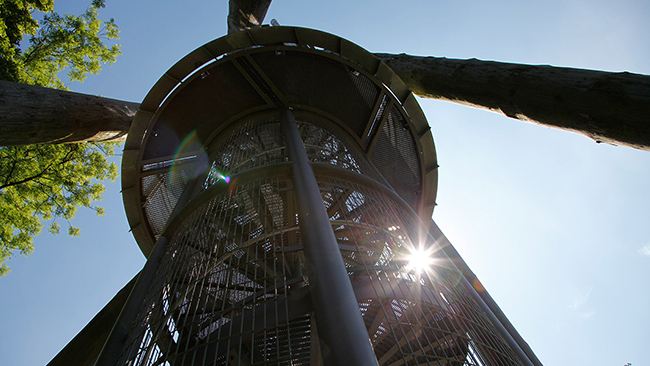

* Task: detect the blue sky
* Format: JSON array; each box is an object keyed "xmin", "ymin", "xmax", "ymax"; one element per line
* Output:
[{"xmin": 1, "ymin": 1, "xmax": 649, "ymax": 365}]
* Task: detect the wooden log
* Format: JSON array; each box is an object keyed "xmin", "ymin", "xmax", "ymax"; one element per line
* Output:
[
  {"xmin": 227, "ymin": 0, "xmax": 272, "ymax": 34},
  {"xmin": 0, "ymin": 79, "xmax": 139, "ymax": 146},
  {"xmin": 3, "ymin": 39, "xmax": 649, "ymax": 153},
  {"xmin": 376, "ymin": 53, "xmax": 650, "ymax": 151}
]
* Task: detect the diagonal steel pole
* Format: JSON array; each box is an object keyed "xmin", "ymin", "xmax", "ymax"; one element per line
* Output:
[{"xmin": 281, "ymin": 108, "xmax": 379, "ymax": 366}]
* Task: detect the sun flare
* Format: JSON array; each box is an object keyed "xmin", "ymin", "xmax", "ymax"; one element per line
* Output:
[{"xmin": 406, "ymin": 247, "xmax": 434, "ymax": 273}]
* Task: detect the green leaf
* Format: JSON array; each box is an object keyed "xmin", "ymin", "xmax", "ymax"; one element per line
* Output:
[
  {"xmin": 68, "ymin": 226, "xmax": 80, "ymax": 237},
  {"xmin": 48, "ymin": 222, "xmax": 60, "ymax": 235}
]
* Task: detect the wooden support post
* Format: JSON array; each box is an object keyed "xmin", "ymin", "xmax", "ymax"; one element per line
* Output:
[
  {"xmin": 376, "ymin": 53, "xmax": 650, "ymax": 151},
  {"xmin": 228, "ymin": 0, "xmax": 273, "ymax": 34},
  {"xmin": 0, "ymin": 79, "xmax": 138, "ymax": 146}
]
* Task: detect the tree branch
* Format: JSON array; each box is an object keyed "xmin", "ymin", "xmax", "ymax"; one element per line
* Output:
[
  {"xmin": 0, "ymin": 146, "xmax": 77, "ymax": 190},
  {"xmin": 3, "ymin": 148, "xmax": 20, "ymax": 187}
]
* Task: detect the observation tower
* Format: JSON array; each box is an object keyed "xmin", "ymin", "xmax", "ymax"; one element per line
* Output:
[{"xmin": 96, "ymin": 27, "xmax": 541, "ymax": 366}]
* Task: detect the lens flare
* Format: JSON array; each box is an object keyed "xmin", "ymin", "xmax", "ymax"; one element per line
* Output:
[
  {"xmin": 473, "ymin": 278, "xmax": 485, "ymax": 292},
  {"xmin": 172, "ymin": 130, "xmax": 199, "ymax": 162},
  {"xmin": 211, "ymin": 170, "xmax": 230, "ymax": 184},
  {"xmin": 169, "ymin": 130, "xmax": 204, "ymax": 184},
  {"xmin": 168, "ymin": 131, "xmax": 230, "ymax": 185}
]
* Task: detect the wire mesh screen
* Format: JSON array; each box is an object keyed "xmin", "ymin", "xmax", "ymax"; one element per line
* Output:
[
  {"xmin": 143, "ymin": 60, "xmax": 266, "ymax": 161},
  {"xmin": 370, "ymin": 105, "xmax": 422, "ymax": 210},
  {"xmin": 141, "ymin": 166, "xmax": 193, "ymax": 238},
  {"xmin": 120, "ymin": 176, "xmax": 313, "ymax": 366},
  {"xmin": 197, "ymin": 120, "xmax": 286, "ymax": 197},
  {"xmin": 298, "ymin": 120, "xmax": 384, "ymax": 183},
  {"xmin": 315, "ymin": 175, "xmax": 523, "ymax": 366},
  {"xmin": 121, "ymin": 120, "xmax": 523, "ymax": 366},
  {"xmin": 250, "ymin": 51, "xmax": 380, "ymax": 138},
  {"xmin": 193, "ymin": 118, "xmax": 380, "ymax": 198}
]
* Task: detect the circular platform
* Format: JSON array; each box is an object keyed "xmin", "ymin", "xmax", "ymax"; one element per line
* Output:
[{"xmin": 122, "ymin": 26, "xmax": 438, "ymax": 256}]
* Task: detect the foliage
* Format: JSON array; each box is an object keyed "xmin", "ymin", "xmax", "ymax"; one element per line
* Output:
[
  {"xmin": 0, "ymin": 143, "xmax": 119, "ymax": 275},
  {"xmin": 1, "ymin": 0, "xmax": 120, "ymax": 89},
  {"xmin": 0, "ymin": 0, "xmax": 54, "ymax": 81},
  {"xmin": 0, "ymin": 0, "xmax": 121, "ymax": 276}
]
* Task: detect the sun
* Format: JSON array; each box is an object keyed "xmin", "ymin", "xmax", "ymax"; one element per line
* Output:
[{"xmin": 406, "ymin": 247, "xmax": 434, "ymax": 273}]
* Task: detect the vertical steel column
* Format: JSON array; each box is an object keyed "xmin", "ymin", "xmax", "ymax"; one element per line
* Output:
[{"xmin": 281, "ymin": 109, "xmax": 379, "ymax": 366}]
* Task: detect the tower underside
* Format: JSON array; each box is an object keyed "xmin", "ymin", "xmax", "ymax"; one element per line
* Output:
[{"xmin": 109, "ymin": 27, "xmax": 538, "ymax": 366}]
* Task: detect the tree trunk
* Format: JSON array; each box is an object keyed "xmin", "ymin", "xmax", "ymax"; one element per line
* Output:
[
  {"xmin": 228, "ymin": 0, "xmax": 272, "ymax": 34},
  {"xmin": 376, "ymin": 53, "xmax": 650, "ymax": 151},
  {"xmin": 0, "ymin": 80, "xmax": 139, "ymax": 146}
]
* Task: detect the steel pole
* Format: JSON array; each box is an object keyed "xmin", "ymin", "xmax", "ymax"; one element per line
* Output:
[
  {"xmin": 306, "ymin": 162, "xmax": 539, "ymax": 365},
  {"xmin": 280, "ymin": 108, "xmax": 379, "ymax": 366}
]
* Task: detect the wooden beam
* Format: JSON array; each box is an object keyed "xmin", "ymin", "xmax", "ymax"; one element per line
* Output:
[
  {"xmin": 228, "ymin": 0, "xmax": 272, "ymax": 34},
  {"xmin": 0, "ymin": 80, "xmax": 139, "ymax": 146},
  {"xmin": 376, "ymin": 53, "xmax": 650, "ymax": 151}
]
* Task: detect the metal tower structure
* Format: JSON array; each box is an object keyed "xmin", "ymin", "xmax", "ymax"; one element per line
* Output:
[{"xmin": 96, "ymin": 26, "xmax": 541, "ymax": 366}]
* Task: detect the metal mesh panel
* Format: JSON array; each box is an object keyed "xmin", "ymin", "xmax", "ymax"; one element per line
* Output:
[
  {"xmin": 251, "ymin": 51, "xmax": 380, "ymax": 138},
  {"xmin": 371, "ymin": 105, "xmax": 422, "ymax": 209},
  {"xmin": 120, "ymin": 176, "xmax": 315, "ymax": 366},
  {"xmin": 141, "ymin": 167, "xmax": 192, "ymax": 238},
  {"xmin": 315, "ymin": 175, "xmax": 522, "ymax": 366},
  {"xmin": 366, "ymin": 94, "xmax": 389, "ymax": 150},
  {"xmin": 123, "ymin": 121, "xmax": 523, "ymax": 366},
  {"xmin": 205, "ymin": 121, "xmax": 286, "ymax": 179},
  {"xmin": 194, "ymin": 119, "xmax": 380, "ymax": 197},
  {"xmin": 298, "ymin": 120, "xmax": 384, "ymax": 182},
  {"xmin": 143, "ymin": 61, "xmax": 266, "ymax": 161}
]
